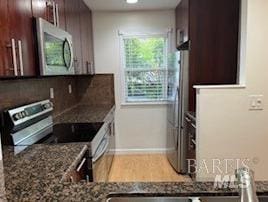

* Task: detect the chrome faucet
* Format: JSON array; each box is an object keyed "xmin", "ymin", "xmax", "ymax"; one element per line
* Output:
[{"xmin": 236, "ymin": 167, "xmax": 259, "ymax": 202}]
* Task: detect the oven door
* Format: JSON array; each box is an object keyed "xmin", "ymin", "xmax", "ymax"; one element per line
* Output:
[
  {"xmin": 92, "ymin": 132, "xmax": 110, "ymax": 182},
  {"xmin": 36, "ymin": 18, "xmax": 74, "ymax": 75}
]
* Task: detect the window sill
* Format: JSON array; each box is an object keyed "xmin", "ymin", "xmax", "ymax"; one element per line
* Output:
[{"xmin": 121, "ymin": 101, "xmax": 168, "ymax": 106}]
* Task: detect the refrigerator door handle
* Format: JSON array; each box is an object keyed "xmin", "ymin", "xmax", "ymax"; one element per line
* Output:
[
  {"xmin": 174, "ymin": 87, "xmax": 180, "ymax": 128},
  {"xmin": 180, "ymin": 128, "xmax": 187, "ymax": 173}
]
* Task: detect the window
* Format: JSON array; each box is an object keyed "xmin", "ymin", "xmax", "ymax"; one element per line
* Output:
[{"xmin": 121, "ymin": 34, "xmax": 168, "ymax": 104}]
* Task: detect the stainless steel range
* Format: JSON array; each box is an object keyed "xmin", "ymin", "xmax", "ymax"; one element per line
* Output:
[{"xmin": 0, "ymin": 100, "xmax": 114, "ymax": 182}]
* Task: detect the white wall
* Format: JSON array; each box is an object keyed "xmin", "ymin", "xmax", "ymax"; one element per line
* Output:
[
  {"xmin": 196, "ymin": 0, "xmax": 268, "ymax": 181},
  {"xmin": 93, "ymin": 10, "xmax": 175, "ymax": 153}
]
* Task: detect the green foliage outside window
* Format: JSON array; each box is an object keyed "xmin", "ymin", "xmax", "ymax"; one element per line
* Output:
[{"xmin": 123, "ymin": 37, "xmax": 167, "ymax": 102}]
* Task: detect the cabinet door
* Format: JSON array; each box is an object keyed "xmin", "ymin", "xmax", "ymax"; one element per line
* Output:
[
  {"xmin": 54, "ymin": 0, "xmax": 66, "ymax": 29},
  {"xmin": 65, "ymin": 0, "xmax": 83, "ymax": 74},
  {"xmin": 188, "ymin": 0, "xmax": 240, "ymax": 111},
  {"xmin": 32, "ymin": 0, "xmax": 50, "ymax": 22},
  {"xmin": 185, "ymin": 117, "xmax": 196, "ymax": 179},
  {"xmin": 175, "ymin": 0, "xmax": 189, "ymax": 46},
  {"xmin": 80, "ymin": 1, "xmax": 94, "ymax": 74},
  {"xmin": 32, "ymin": 0, "xmax": 66, "ymax": 29},
  {"xmin": 0, "ymin": 0, "xmax": 11, "ymax": 76},
  {"xmin": 7, "ymin": 0, "xmax": 37, "ymax": 76}
]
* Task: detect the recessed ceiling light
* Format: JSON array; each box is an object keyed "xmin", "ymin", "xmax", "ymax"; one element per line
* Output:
[{"xmin": 126, "ymin": 0, "xmax": 138, "ymax": 4}]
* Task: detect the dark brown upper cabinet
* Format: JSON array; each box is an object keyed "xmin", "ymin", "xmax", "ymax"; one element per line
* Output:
[
  {"xmin": 79, "ymin": 0, "xmax": 95, "ymax": 75},
  {"xmin": 32, "ymin": 0, "xmax": 66, "ymax": 30},
  {"xmin": 176, "ymin": 0, "xmax": 240, "ymax": 111},
  {"xmin": 0, "ymin": 0, "xmax": 94, "ymax": 77},
  {"xmin": 65, "ymin": 0, "xmax": 83, "ymax": 74},
  {"xmin": 54, "ymin": 0, "xmax": 66, "ymax": 29},
  {"xmin": 65, "ymin": 0, "xmax": 95, "ymax": 75},
  {"xmin": 175, "ymin": 0, "xmax": 189, "ymax": 46},
  {"xmin": 0, "ymin": 0, "xmax": 10, "ymax": 76},
  {"xmin": 0, "ymin": 0, "xmax": 37, "ymax": 77}
]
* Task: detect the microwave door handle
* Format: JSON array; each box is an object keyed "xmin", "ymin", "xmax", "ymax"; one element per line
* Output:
[
  {"xmin": 63, "ymin": 38, "xmax": 74, "ymax": 70},
  {"xmin": 92, "ymin": 137, "xmax": 109, "ymax": 163}
]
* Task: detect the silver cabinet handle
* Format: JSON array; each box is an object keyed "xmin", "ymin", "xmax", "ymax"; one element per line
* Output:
[
  {"xmin": 52, "ymin": 1, "xmax": 56, "ymax": 26},
  {"xmin": 86, "ymin": 61, "xmax": 90, "ymax": 74},
  {"xmin": 90, "ymin": 62, "xmax": 95, "ymax": 75},
  {"xmin": 185, "ymin": 117, "xmax": 191, "ymax": 123},
  {"xmin": 74, "ymin": 57, "xmax": 80, "ymax": 74},
  {"xmin": 18, "ymin": 40, "xmax": 24, "ymax": 76},
  {"xmin": 191, "ymin": 123, "xmax": 196, "ymax": 129},
  {"xmin": 76, "ymin": 158, "xmax": 86, "ymax": 172},
  {"xmin": 55, "ymin": 3, "xmax": 59, "ymax": 27},
  {"xmin": 11, "ymin": 39, "xmax": 18, "ymax": 76}
]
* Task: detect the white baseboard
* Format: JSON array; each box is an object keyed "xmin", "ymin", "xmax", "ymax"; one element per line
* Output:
[{"xmin": 113, "ymin": 148, "xmax": 167, "ymax": 155}]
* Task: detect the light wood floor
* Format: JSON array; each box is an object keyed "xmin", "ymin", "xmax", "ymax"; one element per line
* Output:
[{"xmin": 108, "ymin": 154, "xmax": 191, "ymax": 182}]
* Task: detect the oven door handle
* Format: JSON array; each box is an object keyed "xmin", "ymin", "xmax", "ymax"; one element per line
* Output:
[
  {"xmin": 92, "ymin": 136, "xmax": 109, "ymax": 163},
  {"xmin": 63, "ymin": 38, "xmax": 74, "ymax": 70}
]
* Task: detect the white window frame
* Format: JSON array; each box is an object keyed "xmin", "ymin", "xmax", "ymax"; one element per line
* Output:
[{"xmin": 119, "ymin": 32, "xmax": 170, "ymax": 106}]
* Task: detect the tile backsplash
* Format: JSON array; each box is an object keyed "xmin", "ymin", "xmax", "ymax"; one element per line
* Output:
[
  {"xmin": 0, "ymin": 77, "xmax": 78, "ymax": 115},
  {"xmin": 0, "ymin": 74, "xmax": 115, "ymax": 116},
  {"xmin": 78, "ymin": 74, "xmax": 115, "ymax": 106}
]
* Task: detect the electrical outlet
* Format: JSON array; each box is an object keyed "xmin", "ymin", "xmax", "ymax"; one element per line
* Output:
[
  {"xmin": 50, "ymin": 88, "xmax": 54, "ymax": 99},
  {"xmin": 249, "ymin": 95, "xmax": 263, "ymax": 110},
  {"xmin": 68, "ymin": 84, "xmax": 72, "ymax": 94}
]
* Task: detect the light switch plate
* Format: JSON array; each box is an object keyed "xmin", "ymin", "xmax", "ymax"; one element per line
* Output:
[
  {"xmin": 68, "ymin": 84, "xmax": 72, "ymax": 94},
  {"xmin": 50, "ymin": 88, "xmax": 54, "ymax": 99},
  {"xmin": 249, "ymin": 95, "xmax": 263, "ymax": 110}
]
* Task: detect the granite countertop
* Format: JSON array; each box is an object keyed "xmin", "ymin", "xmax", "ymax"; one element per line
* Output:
[
  {"xmin": 54, "ymin": 104, "xmax": 115, "ymax": 124},
  {"xmin": 1, "ymin": 104, "xmax": 268, "ymax": 201},
  {"xmin": 1, "ymin": 143, "xmax": 88, "ymax": 201},
  {"xmin": 1, "ymin": 144, "xmax": 268, "ymax": 201}
]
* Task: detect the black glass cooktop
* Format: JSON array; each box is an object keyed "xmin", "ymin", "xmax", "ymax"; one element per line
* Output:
[{"xmin": 38, "ymin": 122, "xmax": 104, "ymax": 144}]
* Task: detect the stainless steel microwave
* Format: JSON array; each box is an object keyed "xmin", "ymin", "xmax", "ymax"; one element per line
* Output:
[{"xmin": 36, "ymin": 18, "xmax": 74, "ymax": 75}]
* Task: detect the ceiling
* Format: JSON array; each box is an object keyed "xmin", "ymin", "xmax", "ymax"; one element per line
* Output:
[{"xmin": 84, "ymin": 0, "xmax": 181, "ymax": 11}]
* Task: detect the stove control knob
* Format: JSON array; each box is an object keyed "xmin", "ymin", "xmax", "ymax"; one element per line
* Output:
[
  {"xmin": 43, "ymin": 104, "xmax": 49, "ymax": 109},
  {"xmin": 13, "ymin": 113, "xmax": 21, "ymax": 121},
  {"xmin": 43, "ymin": 102, "xmax": 53, "ymax": 110},
  {"xmin": 21, "ymin": 111, "xmax": 27, "ymax": 118},
  {"xmin": 18, "ymin": 112, "xmax": 23, "ymax": 119}
]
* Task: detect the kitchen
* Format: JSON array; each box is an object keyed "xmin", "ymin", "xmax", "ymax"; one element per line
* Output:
[{"xmin": 0, "ymin": 0, "xmax": 268, "ymax": 201}]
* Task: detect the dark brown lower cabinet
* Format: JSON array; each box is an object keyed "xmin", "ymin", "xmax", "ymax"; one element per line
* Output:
[{"xmin": 185, "ymin": 113, "xmax": 196, "ymax": 179}]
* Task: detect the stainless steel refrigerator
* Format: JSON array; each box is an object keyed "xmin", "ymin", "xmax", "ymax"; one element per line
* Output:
[{"xmin": 166, "ymin": 50, "xmax": 189, "ymax": 174}]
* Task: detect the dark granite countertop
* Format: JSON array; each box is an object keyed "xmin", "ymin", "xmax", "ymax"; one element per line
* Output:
[
  {"xmin": 1, "ymin": 104, "xmax": 268, "ymax": 201},
  {"xmin": 1, "ymin": 143, "xmax": 268, "ymax": 201},
  {"xmin": 54, "ymin": 104, "xmax": 115, "ymax": 124},
  {"xmin": 1, "ymin": 143, "xmax": 88, "ymax": 201}
]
